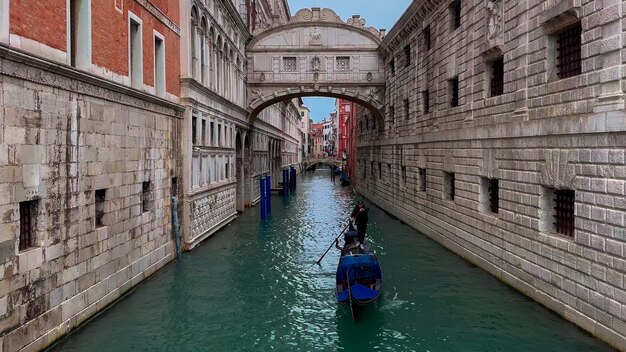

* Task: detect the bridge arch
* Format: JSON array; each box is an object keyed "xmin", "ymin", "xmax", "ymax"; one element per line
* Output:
[{"xmin": 246, "ymin": 8, "xmax": 386, "ymax": 130}]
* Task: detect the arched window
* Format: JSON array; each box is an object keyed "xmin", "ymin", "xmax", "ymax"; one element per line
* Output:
[
  {"xmin": 200, "ymin": 17, "xmax": 208, "ymax": 85},
  {"xmin": 190, "ymin": 7, "xmax": 199, "ymax": 79}
]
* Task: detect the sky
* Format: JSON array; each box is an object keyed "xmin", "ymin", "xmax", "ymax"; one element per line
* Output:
[{"xmin": 286, "ymin": 0, "xmax": 412, "ymax": 122}]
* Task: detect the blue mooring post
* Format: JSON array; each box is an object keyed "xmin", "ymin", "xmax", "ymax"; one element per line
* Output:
[
  {"xmin": 260, "ymin": 176, "xmax": 266, "ymax": 220},
  {"xmin": 290, "ymin": 167, "xmax": 296, "ymax": 190},
  {"xmin": 265, "ymin": 175, "xmax": 271, "ymax": 215},
  {"xmin": 282, "ymin": 168, "xmax": 287, "ymax": 196}
]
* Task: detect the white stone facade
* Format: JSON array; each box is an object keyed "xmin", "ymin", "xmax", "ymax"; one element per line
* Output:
[{"xmin": 356, "ymin": 0, "xmax": 626, "ymax": 349}]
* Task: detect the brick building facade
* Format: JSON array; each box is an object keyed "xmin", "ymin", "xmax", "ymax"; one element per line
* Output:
[
  {"xmin": 356, "ymin": 0, "xmax": 626, "ymax": 349},
  {"xmin": 0, "ymin": 0, "xmax": 183, "ymax": 350}
]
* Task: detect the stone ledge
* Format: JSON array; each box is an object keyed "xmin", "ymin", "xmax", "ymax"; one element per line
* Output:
[{"xmin": 540, "ymin": 0, "xmax": 581, "ymax": 34}]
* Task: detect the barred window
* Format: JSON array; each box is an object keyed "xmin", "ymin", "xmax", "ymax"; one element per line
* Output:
[
  {"xmin": 389, "ymin": 105, "xmax": 395, "ymax": 124},
  {"xmin": 423, "ymin": 25, "xmax": 431, "ymax": 50},
  {"xmin": 283, "ymin": 57, "xmax": 297, "ymax": 72},
  {"xmin": 488, "ymin": 179, "xmax": 499, "ymax": 213},
  {"xmin": 422, "ymin": 90, "xmax": 430, "ymax": 114},
  {"xmin": 419, "ymin": 168, "xmax": 427, "ymax": 192},
  {"xmin": 19, "ymin": 200, "xmax": 37, "ymax": 251},
  {"xmin": 556, "ymin": 24, "xmax": 581, "ymax": 79},
  {"xmin": 450, "ymin": 0, "xmax": 461, "ymax": 30},
  {"xmin": 444, "ymin": 172, "xmax": 455, "ymax": 201},
  {"xmin": 95, "ymin": 189, "xmax": 106, "ymax": 227},
  {"xmin": 554, "ymin": 189, "xmax": 575, "ymax": 237},
  {"xmin": 490, "ymin": 57, "xmax": 504, "ymax": 97},
  {"xmin": 404, "ymin": 45, "xmax": 411, "ymax": 67},
  {"xmin": 449, "ymin": 77, "xmax": 459, "ymax": 107},
  {"xmin": 336, "ymin": 56, "xmax": 351, "ymax": 71},
  {"xmin": 390, "ymin": 59, "xmax": 396, "ymax": 76},
  {"xmin": 404, "ymin": 99, "xmax": 410, "ymax": 120},
  {"xmin": 142, "ymin": 181, "xmax": 152, "ymax": 212}
]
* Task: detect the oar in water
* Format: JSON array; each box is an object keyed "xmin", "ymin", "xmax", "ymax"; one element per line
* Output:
[{"xmin": 315, "ymin": 222, "xmax": 350, "ymax": 265}]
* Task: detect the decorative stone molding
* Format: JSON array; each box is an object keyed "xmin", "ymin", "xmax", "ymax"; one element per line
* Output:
[
  {"xmin": 540, "ymin": 0, "xmax": 581, "ymax": 34},
  {"xmin": 540, "ymin": 149, "xmax": 577, "ymax": 189},
  {"xmin": 380, "ymin": 0, "xmax": 444, "ymax": 56},
  {"xmin": 137, "ymin": 0, "xmax": 181, "ymax": 35}
]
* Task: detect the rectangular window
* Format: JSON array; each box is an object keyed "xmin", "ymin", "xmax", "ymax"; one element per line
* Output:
[
  {"xmin": 450, "ymin": 0, "xmax": 461, "ymax": 31},
  {"xmin": 142, "ymin": 181, "xmax": 151, "ymax": 212},
  {"xmin": 192, "ymin": 117, "xmax": 197, "ymax": 145},
  {"xmin": 556, "ymin": 24, "xmax": 582, "ymax": 79},
  {"xmin": 225, "ymin": 161, "xmax": 230, "ymax": 179},
  {"xmin": 69, "ymin": 0, "xmax": 91, "ymax": 69},
  {"xmin": 404, "ymin": 99, "xmax": 410, "ymax": 120},
  {"xmin": 154, "ymin": 34, "xmax": 165, "ymax": 97},
  {"xmin": 129, "ymin": 14, "xmax": 143, "ymax": 88},
  {"xmin": 218, "ymin": 124, "xmax": 222, "ymax": 146},
  {"xmin": 490, "ymin": 57, "xmax": 504, "ymax": 97},
  {"xmin": 404, "ymin": 45, "xmax": 411, "ymax": 67},
  {"xmin": 443, "ymin": 172, "xmax": 455, "ymax": 201},
  {"xmin": 423, "ymin": 25, "xmax": 431, "ymax": 51},
  {"xmin": 378, "ymin": 162, "xmax": 382, "ymax": 179},
  {"xmin": 449, "ymin": 77, "xmax": 459, "ymax": 107},
  {"xmin": 371, "ymin": 161, "xmax": 374, "ymax": 177},
  {"xmin": 210, "ymin": 122, "xmax": 214, "ymax": 146},
  {"xmin": 422, "ymin": 90, "xmax": 430, "ymax": 114},
  {"xmin": 19, "ymin": 200, "xmax": 37, "ymax": 251},
  {"xmin": 390, "ymin": 59, "xmax": 395, "ymax": 76},
  {"xmin": 95, "ymin": 189, "xmax": 106, "ymax": 227},
  {"xmin": 390, "ymin": 105, "xmax": 395, "ymax": 124},
  {"xmin": 283, "ymin": 57, "xmax": 297, "ymax": 72},
  {"xmin": 419, "ymin": 168, "xmax": 427, "ymax": 192},
  {"xmin": 387, "ymin": 163, "xmax": 392, "ymax": 182},
  {"xmin": 554, "ymin": 189, "xmax": 575, "ymax": 237},
  {"xmin": 336, "ymin": 56, "xmax": 351, "ymax": 71},
  {"xmin": 481, "ymin": 178, "xmax": 499, "ymax": 214},
  {"xmin": 201, "ymin": 119, "xmax": 206, "ymax": 145},
  {"xmin": 171, "ymin": 177, "xmax": 178, "ymax": 197},
  {"xmin": 401, "ymin": 166, "xmax": 407, "ymax": 187}
]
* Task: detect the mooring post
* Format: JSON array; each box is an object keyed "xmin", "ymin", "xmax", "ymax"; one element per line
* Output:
[
  {"xmin": 265, "ymin": 174, "xmax": 271, "ymax": 215},
  {"xmin": 260, "ymin": 175, "xmax": 266, "ymax": 220},
  {"xmin": 290, "ymin": 167, "xmax": 296, "ymax": 190},
  {"xmin": 282, "ymin": 168, "xmax": 287, "ymax": 196}
]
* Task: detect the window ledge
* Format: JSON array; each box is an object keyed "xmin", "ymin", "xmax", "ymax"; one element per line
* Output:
[{"xmin": 541, "ymin": 0, "xmax": 581, "ymax": 34}]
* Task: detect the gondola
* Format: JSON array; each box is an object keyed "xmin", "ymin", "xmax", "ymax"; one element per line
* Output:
[{"xmin": 335, "ymin": 230, "xmax": 382, "ymax": 322}]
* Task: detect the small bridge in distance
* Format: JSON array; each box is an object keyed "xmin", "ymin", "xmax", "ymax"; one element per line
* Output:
[{"xmin": 303, "ymin": 157, "xmax": 343, "ymax": 170}]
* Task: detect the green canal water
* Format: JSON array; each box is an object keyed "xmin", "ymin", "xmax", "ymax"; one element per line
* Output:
[{"xmin": 50, "ymin": 170, "xmax": 614, "ymax": 352}]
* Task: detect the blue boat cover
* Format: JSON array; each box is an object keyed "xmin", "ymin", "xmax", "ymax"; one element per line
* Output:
[{"xmin": 351, "ymin": 283, "xmax": 379, "ymax": 301}]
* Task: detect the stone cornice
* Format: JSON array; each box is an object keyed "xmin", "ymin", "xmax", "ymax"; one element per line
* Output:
[
  {"xmin": 218, "ymin": 0, "xmax": 252, "ymax": 40},
  {"xmin": 181, "ymin": 78, "xmax": 249, "ymax": 116},
  {"xmin": 0, "ymin": 44, "xmax": 184, "ymax": 116},
  {"xmin": 379, "ymin": 0, "xmax": 443, "ymax": 57},
  {"xmin": 139, "ymin": 0, "xmax": 181, "ymax": 35}
]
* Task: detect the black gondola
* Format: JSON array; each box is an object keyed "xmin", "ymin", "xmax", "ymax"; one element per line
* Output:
[{"xmin": 335, "ymin": 229, "xmax": 382, "ymax": 321}]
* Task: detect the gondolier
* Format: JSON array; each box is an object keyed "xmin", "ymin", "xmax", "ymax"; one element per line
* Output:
[{"xmin": 350, "ymin": 201, "xmax": 369, "ymax": 244}]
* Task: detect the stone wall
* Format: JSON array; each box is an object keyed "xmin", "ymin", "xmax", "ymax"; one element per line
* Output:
[
  {"xmin": 0, "ymin": 50, "xmax": 182, "ymax": 351},
  {"xmin": 357, "ymin": 0, "xmax": 626, "ymax": 349}
]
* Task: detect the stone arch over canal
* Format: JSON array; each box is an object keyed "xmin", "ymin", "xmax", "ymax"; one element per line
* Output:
[{"xmin": 246, "ymin": 8, "xmax": 387, "ymax": 130}]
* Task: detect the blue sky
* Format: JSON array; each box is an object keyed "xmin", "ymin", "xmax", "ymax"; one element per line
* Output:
[{"xmin": 287, "ymin": 0, "xmax": 411, "ymax": 122}]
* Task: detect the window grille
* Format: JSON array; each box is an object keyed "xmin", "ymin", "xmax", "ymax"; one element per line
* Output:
[
  {"xmin": 401, "ymin": 166, "xmax": 407, "ymax": 186},
  {"xmin": 378, "ymin": 162, "xmax": 382, "ymax": 179},
  {"xmin": 404, "ymin": 45, "xmax": 411, "ymax": 67},
  {"xmin": 422, "ymin": 90, "xmax": 430, "ymax": 114},
  {"xmin": 390, "ymin": 106, "xmax": 395, "ymax": 124},
  {"xmin": 404, "ymin": 99, "xmax": 410, "ymax": 119},
  {"xmin": 423, "ymin": 26, "xmax": 431, "ymax": 50},
  {"xmin": 390, "ymin": 59, "xmax": 395, "ymax": 76},
  {"xmin": 490, "ymin": 58, "xmax": 504, "ymax": 97},
  {"xmin": 488, "ymin": 179, "xmax": 499, "ymax": 213},
  {"xmin": 419, "ymin": 168, "xmax": 426, "ymax": 192},
  {"xmin": 444, "ymin": 172, "xmax": 455, "ymax": 200},
  {"xmin": 283, "ymin": 57, "xmax": 297, "ymax": 72},
  {"xmin": 451, "ymin": 0, "xmax": 461, "ymax": 30},
  {"xmin": 554, "ymin": 189, "xmax": 575, "ymax": 237},
  {"xmin": 95, "ymin": 189, "xmax": 106, "ymax": 227},
  {"xmin": 556, "ymin": 24, "xmax": 581, "ymax": 79},
  {"xmin": 449, "ymin": 77, "xmax": 459, "ymax": 107},
  {"xmin": 336, "ymin": 56, "xmax": 351, "ymax": 71},
  {"xmin": 19, "ymin": 201, "xmax": 36, "ymax": 251},
  {"xmin": 142, "ymin": 181, "xmax": 151, "ymax": 212}
]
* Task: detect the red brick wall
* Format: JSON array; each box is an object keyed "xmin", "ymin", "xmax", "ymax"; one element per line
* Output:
[
  {"xmin": 10, "ymin": 0, "xmax": 67, "ymax": 51},
  {"xmin": 9, "ymin": 0, "xmax": 180, "ymax": 97},
  {"xmin": 92, "ymin": 0, "xmax": 181, "ymax": 96}
]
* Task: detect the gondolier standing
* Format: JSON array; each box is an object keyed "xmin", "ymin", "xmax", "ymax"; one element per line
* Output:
[{"xmin": 350, "ymin": 201, "xmax": 369, "ymax": 244}]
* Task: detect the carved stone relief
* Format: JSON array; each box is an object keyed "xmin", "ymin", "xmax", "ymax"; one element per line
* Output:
[
  {"xmin": 487, "ymin": 0, "xmax": 503, "ymax": 43},
  {"xmin": 540, "ymin": 149, "xmax": 577, "ymax": 189}
]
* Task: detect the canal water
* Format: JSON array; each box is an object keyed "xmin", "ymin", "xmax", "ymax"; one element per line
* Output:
[{"xmin": 50, "ymin": 170, "xmax": 613, "ymax": 352}]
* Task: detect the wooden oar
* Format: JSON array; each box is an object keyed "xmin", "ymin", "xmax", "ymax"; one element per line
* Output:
[{"xmin": 315, "ymin": 222, "xmax": 350, "ymax": 265}]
